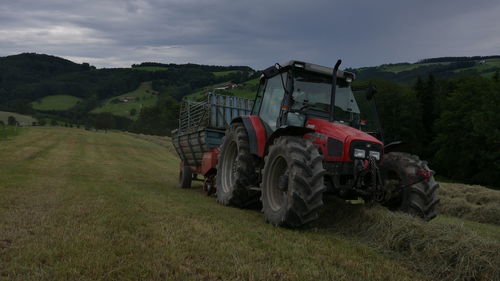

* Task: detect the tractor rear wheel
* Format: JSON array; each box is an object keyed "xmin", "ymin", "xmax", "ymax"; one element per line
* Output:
[
  {"xmin": 381, "ymin": 152, "xmax": 440, "ymax": 221},
  {"xmin": 179, "ymin": 165, "xmax": 192, "ymax": 189},
  {"xmin": 261, "ymin": 136, "xmax": 326, "ymax": 227},
  {"xmin": 216, "ymin": 123, "xmax": 259, "ymax": 207}
]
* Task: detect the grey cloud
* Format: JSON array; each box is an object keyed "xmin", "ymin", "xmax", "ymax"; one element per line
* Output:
[{"xmin": 0, "ymin": 0, "xmax": 499, "ymax": 69}]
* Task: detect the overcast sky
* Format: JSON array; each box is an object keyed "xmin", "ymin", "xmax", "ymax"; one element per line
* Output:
[{"xmin": 1, "ymin": 0, "xmax": 499, "ymax": 69}]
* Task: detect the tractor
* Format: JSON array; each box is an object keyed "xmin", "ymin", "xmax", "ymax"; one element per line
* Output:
[{"xmin": 173, "ymin": 60, "xmax": 439, "ymax": 227}]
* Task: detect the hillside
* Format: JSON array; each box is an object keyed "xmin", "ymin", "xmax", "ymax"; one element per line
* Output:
[
  {"xmin": 32, "ymin": 95, "xmax": 83, "ymax": 111},
  {"xmin": 0, "ymin": 111, "xmax": 36, "ymax": 126},
  {"xmin": 185, "ymin": 78, "xmax": 259, "ymax": 100},
  {"xmin": 0, "ymin": 127, "xmax": 498, "ymax": 281},
  {"xmin": 350, "ymin": 56, "xmax": 500, "ymax": 84},
  {"xmin": 90, "ymin": 82, "xmax": 158, "ymax": 119}
]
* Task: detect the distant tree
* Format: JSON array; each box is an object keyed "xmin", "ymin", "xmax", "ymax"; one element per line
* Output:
[
  {"xmin": 493, "ymin": 70, "xmax": 499, "ymax": 82},
  {"xmin": 94, "ymin": 113, "xmax": 116, "ymax": 132},
  {"xmin": 130, "ymin": 108, "xmax": 137, "ymax": 116},
  {"xmin": 38, "ymin": 119, "xmax": 47, "ymax": 126},
  {"xmin": 0, "ymin": 120, "xmax": 5, "ymax": 126},
  {"xmin": 7, "ymin": 116, "xmax": 17, "ymax": 126},
  {"xmin": 50, "ymin": 119, "xmax": 58, "ymax": 126}
]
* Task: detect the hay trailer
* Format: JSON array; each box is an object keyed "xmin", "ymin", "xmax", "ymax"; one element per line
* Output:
[{"xmin": 172, "ymin": 93, "xmax": 253, "ymax": 194}]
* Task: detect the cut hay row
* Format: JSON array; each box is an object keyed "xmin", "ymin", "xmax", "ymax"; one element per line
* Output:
[
  {"xmin": 317, "ymin": 198, "xmax": 500, "ymax": 281},
  {"xmin": 120, "ymin": 132, "xmax": 500, "ymax": 280},
  {"xmin": 438, "ymin": 183, "xmax": 500, "ymax": 225}
]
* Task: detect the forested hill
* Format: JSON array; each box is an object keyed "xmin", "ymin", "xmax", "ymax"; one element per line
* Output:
[
  {"xmin": 0, "ymin": 53, "xmax": 255, "ymax": 106},
  {"xmin": 349, "ymin": 55, "xmax": 500, "ymax": 84}
]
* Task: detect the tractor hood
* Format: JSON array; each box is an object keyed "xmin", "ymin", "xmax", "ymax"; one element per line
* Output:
[{"xmin": 306, "ymin": 118, "xmax": 383, "ymax": 162}]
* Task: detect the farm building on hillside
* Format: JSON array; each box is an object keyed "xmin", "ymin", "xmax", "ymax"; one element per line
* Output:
[
  {"xmin": 118, "ymin": 97, "xmax": 137, "ymax": 102},
  {"xmin": 215, "ymin": 83, "xmax": 239, "ymax": 90}
]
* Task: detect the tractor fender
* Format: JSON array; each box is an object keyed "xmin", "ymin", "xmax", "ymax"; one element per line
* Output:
[
  {"xmin": 231, "ymin": 116, "xmax": 270, "ymax": 157},
  {"xmin": 265, "ymin": 126, "xmax": 315, "ymax": 156},
  {"xmin": 384, "ymin": 141, "xmax": 415, "ymax": 154}
]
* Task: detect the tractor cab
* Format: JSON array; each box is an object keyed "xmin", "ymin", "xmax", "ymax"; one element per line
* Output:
[{"xmin": 253, "ymin": 60, "xmax": 383, "ymax": 141}]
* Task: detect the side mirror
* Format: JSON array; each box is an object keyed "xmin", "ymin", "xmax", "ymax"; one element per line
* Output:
[{"xmin": 367, "ymin": 85, "xmax": 377, "ymax": 100}]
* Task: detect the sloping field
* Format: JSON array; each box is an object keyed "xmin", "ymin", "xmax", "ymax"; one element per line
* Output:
[
  {"xmin": 0, "ymin": 128, "xmax": 498, "ymax": 281},
  {"xmin": 91, "ymin": 81, "xmax": 158, "ymax": 119},
  {"xmin": 32, "ymin": 95, "xmax": 83, "ymax": 111},
  {"xmin": 0, "ymin": 111, "xmax": 36, "ymax": 126}
]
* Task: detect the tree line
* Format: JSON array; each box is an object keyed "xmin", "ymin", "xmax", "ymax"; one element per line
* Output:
[{"xmin": 371, "ymin": 73, "xmax": 499, "ymax": 187}]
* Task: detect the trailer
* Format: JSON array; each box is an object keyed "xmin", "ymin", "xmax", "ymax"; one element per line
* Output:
[{"xmin": 172, "ymin": 93, "xmax": 254, "ymax": 194}]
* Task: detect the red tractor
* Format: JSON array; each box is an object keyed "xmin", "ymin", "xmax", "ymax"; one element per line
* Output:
[{"xmin": 174, "ymin": 60, "xmax": 439, "ymax": 227}]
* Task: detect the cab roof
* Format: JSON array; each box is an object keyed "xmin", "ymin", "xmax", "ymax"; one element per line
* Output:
[{"xmin": 262, "ymin": 60, "xmax": 356, "ymax": 81}]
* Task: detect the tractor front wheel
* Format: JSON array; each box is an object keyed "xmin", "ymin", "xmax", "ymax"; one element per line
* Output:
[
  {"xmin": 261, "ymin": 136, "xmax": 326, "ymax": 227},
  {"xmin": 381, "ymin": 152, "xmax": 440, "ymax": 221}
]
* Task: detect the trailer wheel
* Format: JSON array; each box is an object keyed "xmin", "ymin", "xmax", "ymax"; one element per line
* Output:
[
  {"xmin": 179, "ymin": 165, "xmax": 192, "ymax": 189},
  {"xmin": 261, "ymin": 136, "xmax": 326, "ymax": 227},
  {"xmin": 381, "ymin": 152, "xmax": 440, "ymax": 221},
  {"xmin": 216, "ymin": 123, "xmax": 259, "ymax": 207}
]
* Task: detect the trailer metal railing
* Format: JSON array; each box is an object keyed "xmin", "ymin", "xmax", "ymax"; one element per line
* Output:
[{"xmin": 177, "ymin": 93, "xmax": 254, "ymax": 134}]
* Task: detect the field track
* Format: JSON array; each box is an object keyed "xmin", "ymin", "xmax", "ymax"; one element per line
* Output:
[{"xmin": 0, "ymin": 128, "xmax": 498, "ymax": 281}]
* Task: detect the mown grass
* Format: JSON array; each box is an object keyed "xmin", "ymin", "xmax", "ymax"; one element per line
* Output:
[
  {"xmin": 32, "ymin": 95, "xmax": 83, "ymax": 111},
  {"xmin": 1, "ymin": 128, "xmax": 498, "ymax": 281},
  {"xmin": 438, "ymin": 182, "xmax": 500, "ymax": 225},
  {"xmin": 90, "ymin": 82, "xmax": 158, "ymax": 119},
  {"xmin": 0, "ymin": 128, "xmax": 425, "ymax": 281},
  {"xmin": 0, "ymin": 125, "xmax": 22, "ymax": 140}
]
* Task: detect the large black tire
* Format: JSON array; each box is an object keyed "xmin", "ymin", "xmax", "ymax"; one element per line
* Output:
[
  {"xmin": 261, "ymin": 136, "xmax": 326, "ymax": 227},
  {"xmin": 179, "ymin": 165, "xmax": 192, "ymax": 189},
  {"xmin": 381, "ymin": 152, "xmax": 440, "ymax": 221},
  {"xmin": 216, "ymin": 123, "xmax": 259, "ymax": 207}
]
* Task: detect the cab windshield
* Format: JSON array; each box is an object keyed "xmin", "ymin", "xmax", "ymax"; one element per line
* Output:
[{"xmin": 290, "ymin": 71, "xmax": 382, "ymax": 139}]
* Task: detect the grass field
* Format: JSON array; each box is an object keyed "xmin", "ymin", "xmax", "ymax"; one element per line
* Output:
[
  {"xmin": 0, "ymin": 128, "xmax": 498, "ymax": 281},
  {"xmin": 0, "ymin": 111, "xmax": 36, "ymax": 126},
  {"xmin": 0, "ymin": 125, "xmax": 22, "ymax": 140},
  {"xmin": 186, "ymin": 78, "xmax": 259, "ymax": 100},
  {"xmin": 91, "ymin": 82, "xmax": 158, "ymax": 119},
  {"xmin": 32, "ymin": 95, "xmax": 83, "ymax": 111},
  {"xmin": 212, "ymin": 70, "xmax": 238, "ymax": 77}
]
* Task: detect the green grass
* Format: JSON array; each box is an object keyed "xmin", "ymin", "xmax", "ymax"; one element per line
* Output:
[
  {"xmin": 378, "ymin": 59, "xmax": 500, "ymax": 74},
  {"xmin": 91, "ymin": 81, "xmax": 158, "ymax": 119},
  {"xmin": 32, "ymin": 95, "xmax": 83, "ymax": 111},
  {"xmin": 0, "ymin": 128, "xmax": 422, "ymax": 281},
  {"xmin": 133, "ymin": 66, "xmax": 169, "ymax": 71},
  {"xmin": 1, "ymin": 127, "xmax": 498, "ymax": 280},
  {"xmin": 380, "ymin": 62, "xmax": 451, "ymax": 73},
  {"xmin": 0, "ymin": 125, "xmax": 22, "ymax": 140},
  {"xmin": 0, "ymin": 111, "xmax": 37, "ymax": 126},
  {"xmin": 453, "ymin": 58, "xmax": 500, "ymax": 73},
  {"xmin": 212, "ymin": 70, "xmax": 238, "ymax": 77},
  {"xmin": 186, "ymin": 78, "xmax": 259, "ymax": 100}
]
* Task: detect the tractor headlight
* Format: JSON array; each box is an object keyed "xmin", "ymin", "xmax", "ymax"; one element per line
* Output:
[
  {"xmin": 353, "ymin": 149, "xmax": 366, "ymax": 159},
  {"xmin": 369, "ymin": 151, "xmax": 380, "ymax": 160}
]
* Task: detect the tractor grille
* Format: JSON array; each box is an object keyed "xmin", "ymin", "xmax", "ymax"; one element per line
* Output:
[
  {"xmin": 349, "ymin": 140, "xmax": 383, "ymax": 161},
  {"xmin": 327, "ymin": 138, "xmax": 343, "ymax": 157}
]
